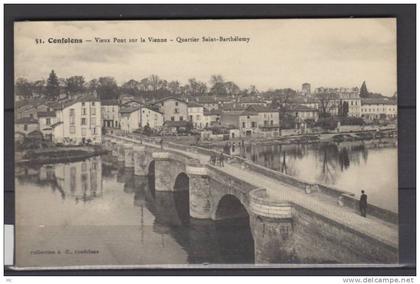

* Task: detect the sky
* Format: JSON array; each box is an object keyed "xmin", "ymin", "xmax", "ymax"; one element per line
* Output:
[{"xmin": 14, "ymin": 19, "xmax": 397, "ymax": 96}]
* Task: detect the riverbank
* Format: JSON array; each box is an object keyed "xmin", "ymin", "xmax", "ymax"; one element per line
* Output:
[
  {"xmin": 198, "ymin": 127, "xmax": 397, "ymax": 147},
  {"xmin": 16, "ymin": 146, "xmax": 108, "ymax": 165}
]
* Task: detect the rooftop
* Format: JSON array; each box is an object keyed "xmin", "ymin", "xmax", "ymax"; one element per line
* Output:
[
  {"xmin": 15, "ymin": 117, "xmax": 38, "ymax": 124},
  {"xmin": 37, "ymin": 111, "xmax": 56, "ymax": 118},
  {"xmin": 120, "ymin": 106, "xmax": 140, "ymax": 114},
  {"xmin": 361, "ymin": 98, "xmax": 396, "ymax": 106}
]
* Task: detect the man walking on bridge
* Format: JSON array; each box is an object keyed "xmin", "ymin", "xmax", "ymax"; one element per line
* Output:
[
  {"xmin": 219, "ymin": 151, "xmax": 225, "ymax": 167},
  {"xmin": 359, "ymin": 190, "xmax": 368, "ymax": 217}
]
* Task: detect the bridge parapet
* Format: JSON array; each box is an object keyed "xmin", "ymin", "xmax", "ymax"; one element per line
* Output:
[{"xmin": 249, "ymin": 188, "xmax": 293, "ymax": 219}]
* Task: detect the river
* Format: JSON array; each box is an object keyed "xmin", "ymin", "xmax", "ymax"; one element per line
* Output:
[
  {"xmin": 14, "ymin": 155, "xmax": 254, "ymax": 268},
  {"xmin": 212, "ymin": 138, "xmax": 398, "ymax": 212}
]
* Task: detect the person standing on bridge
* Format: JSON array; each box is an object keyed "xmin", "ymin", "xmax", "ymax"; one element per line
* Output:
[
  {"xmin": 219, "ymin": 151, "xmax": 225, "ymax": 167},
  {"xmin": 359, "ymin": 190, "xmax": 368, "ymax": 217}
]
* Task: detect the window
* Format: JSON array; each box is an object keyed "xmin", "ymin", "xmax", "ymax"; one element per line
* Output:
[
  {"xmin": 251, "ymin": 122, "xmax": 256, "ymax": 128},
  {"xmin": 82, "ymin": 102, "xmax": 85, "ymax": 107},
  {"xmin": 24, "ymin": 124, "xmax": 28, "ymax": 131},
  {"xmin": 69, "ymin": 109, "xmax": 75, "ymax": 125},
  {"xmin": 180, "ymin": 116, "xmax": 184, "ymax": 121},
  {"xmin": 175, "ymin": 108, "xmax": 179, "ymax": 114},
  {"xmin": 242, "ymin": 122, "xmax": 246, "ymax": 128},
  {"xmin": 46, "ymin": 118, "xmax": 51, "ymax": 125},
  {"xmin": 171, "ymin": 116, "xmax": 175, "ymax": 121},
  {"xmin": 81, "ymin": 118, "xmax": 86, "ymax": 125},
  {"xmin": 92, "ymin": 107, "xmax": 96, "ymax": 115},
  {"xmin": 271, "ymin": 120, "xmax": 274, "ymax": 126},
  {"xmin": 190, "ymin": 115, "xmax": 193, "ymax": 121},
  {"xmin": 92, "ymin": 102, "xmax": 95, "ymax": 106},
  {"xmin": 82, "ymin": 108, "xmax": 86, "ymax": 115},
  {"xmin": 92, "ymin": 127, "xmax": 96, "ymax": 134},
  {"xmin": 175, "ymin": 102, "xmax": 178, "ymax": 106}
]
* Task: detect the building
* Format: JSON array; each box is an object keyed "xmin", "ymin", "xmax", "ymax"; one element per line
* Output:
[
  {"xmin": 120, "ymin": 106, "xmax": 164, "ymax": 133},
  {"xmin": 187, "ymin": 102, "xmax": 205, "ymax": 129},
  {"xmin": 120, "ymin": 107, "xmax": 141, "ymax": 133},
  {"xmin": 101, "ymin": 99, "xmax": 120, "ymax": 128},
  {"xmin": 221, "ymin": 105, "xmax": 279, "ymax": 137},
  {"xmin": 203, "ymin": 109, "xmax": 221, "ymax": 128},
  {"xmin": 139, "ymin": 106, "xmax": 164, "ymax": 129},
  {"xmin": 302, "ymin": 83, "xmax": 311, "ymax": 96},
  {"xmin": 162, "ymin": 120, "xmax": 192, "ymax": 135},
  {"xmin": 52, "ymin": 95, "xmax": 102, "ymax": 145},
  {"xmin": 154, "ymin": 97, "xmax": 188, "ymax": 122},
  {"xmin": 237, "ymin": 97, "xmax": 268, "ymax": 108},
  {"xmin": 337, "ymin": 91, "xmax": 362, "ymax": 117},
  {"xmin": 15, "ymin": 101, "xmax": 53, "ymax": 120},
  {"xmin": 15, "ymin": 117, "xmax": 39, "ymax": 135},
  {"xmin": 195, "ymin": 96, "xmax": 220, "ymax": 111},
  {"xmin": 38, "ymin": 111, "xmax": 57, "ymax": 140},
  {"xmin": 285, "ymin": 104, "xmax": 319, "ymax": 121},
  {"xmin": 361, "ymin": 98, "xmax": 397, "ymax": 120}
]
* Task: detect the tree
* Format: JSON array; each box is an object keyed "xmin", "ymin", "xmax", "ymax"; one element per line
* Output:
[
  {"xmin": 97, "ymin": 77, "xmax": 119, "ymax": 100},
  {"xmin": 32, "ymin": 80, "xmax": 46, "ymax": 97},
  {"xmin": 224, "ymin": 81, "xmax": 241, "ymax": 97},
  {"xmin": 360, "ymin": 81, "xmax": 369, "ymax": 98},
  {"xmin": 316, "ymin": 92, "xmax": 339, "ymax": 118},
  {"xmin": 187, "ymin": 78, "xmax": 208, "ymax": 96},
  {"xmin": 209, "ymin": 75, "xmax": 226, "ymax": 96},
  {"xmin": 87, "ymin": 79, "xmax": 99, "ymax": 93},
  {"xmin": 341, "ymin": 101, "xmax": 349, "ymax": 117},
  {"xmin": 148, "ymin": 74, "xmax": 160, "ymax": 94},
  {"xmin": 46, "ymin": 70, "xmax": 60, "ymax": 100},
  {"xmin": 65, "ymin": 76, "xmax": 86, "ymax": 96},
  {"xmin": 15, "ymin": 78, "xmax": 33, "ymax": 99},
  {"xmin": 210, "ymin": 74, "xmax": 224, "ymax": 86},
  {"xmin": 121, "ymin": 79, "xmax": 140, "ymax": 96},
  {"xmin": 168, "ymin": 80, "xmax": 181, "ymax": 95}
]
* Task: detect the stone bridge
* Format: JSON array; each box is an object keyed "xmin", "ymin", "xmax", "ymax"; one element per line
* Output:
[{"xmin": 104, "ymin": 134, "xmax": 398, "ymax": 265}]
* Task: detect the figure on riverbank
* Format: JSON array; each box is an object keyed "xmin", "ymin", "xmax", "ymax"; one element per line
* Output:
[{"xmin": 359, "ymin": 190, "xmax": 368, "ymax": 217}]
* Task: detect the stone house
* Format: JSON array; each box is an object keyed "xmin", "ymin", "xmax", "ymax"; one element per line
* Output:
[{"xmin": 52, "ymin": 95, "xmax": 102, "ymax": 145}]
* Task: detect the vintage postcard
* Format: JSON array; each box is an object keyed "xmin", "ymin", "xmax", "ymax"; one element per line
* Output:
[{"xmin": 13, "ymin": 19, "xmax": 398, "ymax": 269}]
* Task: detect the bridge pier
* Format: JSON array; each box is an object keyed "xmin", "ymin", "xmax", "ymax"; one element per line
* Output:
[
  {"xmin": 249, "ymin": 189, "xmax": 295, "ymax": 264},
  {"xmin": 133, "ymin": 145, "xmax": 149, "ymax": 176},
  {"xmin": 152, "ymin": 152, "xmax": 180, "ymax": 192},
  {"xmin": 124, "ymin": 143, "xmax": 134, "ymax": 168},
  {"xmin": 117, "ymin": 141, "xmax": 125, "ymax": 162},
  {"xmin": 186, "ymin": 165, "xmax": 212, "ymax": 219},
  {"xmin": 111, "ymin": 139, "xmax": 118, "ymax": 157}
]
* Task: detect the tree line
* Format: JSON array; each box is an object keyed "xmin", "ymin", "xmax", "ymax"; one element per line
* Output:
[{"xmin": 15, "ymin": 70, "xmax": 261, "ymax": 101}]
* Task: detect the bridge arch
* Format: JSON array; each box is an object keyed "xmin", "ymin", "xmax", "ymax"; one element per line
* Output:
[
  {"xmin": 215, "ymin": 194, "xmax": 249, "ymax": 221},
  {"xmin": 174, "ymin": 172, "xmax": 189, "ymax": 192}
]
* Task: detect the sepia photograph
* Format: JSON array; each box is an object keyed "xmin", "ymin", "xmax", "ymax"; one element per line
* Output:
[{"xmin": 12, "ymin": 18, "xmax": 399, "ymax": 269}]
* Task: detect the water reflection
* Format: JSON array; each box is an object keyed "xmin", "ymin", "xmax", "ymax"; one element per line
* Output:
[
  {"xmin": 16, "ymin": 154, "xmax": 254, "ymax": 266},
  {"xmin": 215, "ymin": 138, "xmax": 397, "ymax": 211},
  {"xmin": 127, "ymin": 166, "xmax": 254, "ymax": 264},
  {"xmin": 16, "ymin": 156, "xmax": 103, "ymax": 203}
]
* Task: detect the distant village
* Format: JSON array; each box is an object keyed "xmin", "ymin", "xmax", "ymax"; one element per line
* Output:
[{"xmin": 14, "ymin": 70, "xmax": 397, "ymax": 149}]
